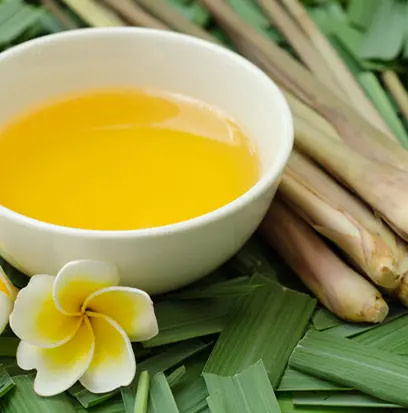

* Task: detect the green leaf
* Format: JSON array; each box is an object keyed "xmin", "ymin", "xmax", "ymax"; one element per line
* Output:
[
  {"xmin": 164, "ymin": 0, "xmax": 210, "ymax": 26},
  {"xmin": 167, "ymin": 277, "xmax": 260, "ymax": 300},
  {"xmin": 204, "ymin": 280, "xmax": 316, "ymax": 388},
  {"xmin": 204, "ymin": 360, "xmax": 281, "ymax": 413},
  {"xmin": 332, "ymin": 24, "xmax": 364, "ymax": 68},
  {"xmin": 148, "ymin": 372, "xmax": 179, "ymax": 413},
  {"xmin": 347, "ymin": 0, "xmax": 378, "ymax": 29},
  {"xmin": 167, "ymin": 365, "xmax": 186, "ymax": 388},
  {"xmin": 0, "ymin": 375, "xmax": 76, "ymax": 412},
  {"xmin": 353, "ymin": 313, "xmax": 408, "ymax": 353},
  {"xmin": 358, "ymin": 71, "xmax": 408, "ymax": 148},
  {"xmin": 133, "ymin": 371, "xmax": 149, "ymax": 413},
  {"xmin": 360, "ymin": 0, "xmax": 407, "ymax": 60},
  {"xmin": 143, "ymin": 299, "xmax": 231, "ymax": 348},
  {"xmin": 0, "ymin": 357, "xmax": 25, "ymax": 377},
  {"xmin": 226, "ymin": 236, "xmax": 279, "ymax": 279},
  {"xmin": 0, "ymin": 365, "xmax": 15, "ymax": 398},
  {"xmin": 122, "ymin": 340, "xmax": 211, "ymax": 412},
  {"xmin": 74, "ymin": 397, "xmax": 126, "ymax": 413},
  {"xmin": 0, "ymin": 0, "xmax": 25, "ymax": 26},
  {"xmin": 277, "ymin": 368, "xmax": 349, "ymax": 392},
  {"xmin": 0, "ymin": 2, "xmax": 44, "ymax": 45},
  {"xmin": 277, "ymin": 393, "xmax": 391, "ymax": 413},
  {"xmin": 292, "ymin": 391, "xmax": 400, "ymax": 409},
  {"xmin": 173, "ymin": 376, "xmax": 208, "ymax": 413},
  {"xmin": 68, "ymin": 382, "xmax": 117, "ymax": 408},
  {"xmin": 312, "ymin": 309, "xmax": 342, "ymax": 331},
  {"xmin": 279, "ymin": 313, "xmax": 408, "ymax": 393},
  {"xmin": 289, "ymin": 330, "xmax": 408, "ymax": 407}
]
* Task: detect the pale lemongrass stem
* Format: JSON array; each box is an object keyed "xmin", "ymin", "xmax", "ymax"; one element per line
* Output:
[
  {"xmin": 295, "ymin": 116, "xmax": 408, "ymax": 241},
  {"xmin": 281, "ymin": 151, "xmax": 400, "ymax": 288},
  {"xmin": 256, "ymin": 0, "xmax": 344, "ymax": 99},
  {"xmin": 382, "ymin": 71, "xmax": 408, "ymax": 120},
  {"xmin": 261, "ymin": 199, "xmax": 388, "ymax": 323},
  {"xmin": 61, "ymin": 0, "xmax": 126, "ymax": 26},
  {"xmin": 200, "ymin": 0, "xmax": 408, "ymax": 170},
  {"xmin": 41, "ymin": 0, "xmax": 79, "ymax": 29},
  {"xmin": 101, "ymin": 0, "xmax": 170, "ymax": 30},
  {"xmin": 288, "ymin": 151, "xmax": 398, "ymax": 255},
  {"xmin": 278, "ymin": 0, "xmax": 394, "ymax": 138},
  {"xmin": 284, "ymin": 91, "xmax": 341, "ymax": 140},
  {"xmin": 135, "ymin": 0, "xmax": 216, "ymax": 42}
]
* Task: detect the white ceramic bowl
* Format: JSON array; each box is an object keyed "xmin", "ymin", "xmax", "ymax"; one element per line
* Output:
[{"xmin": 0, "ymin": 28, "xmax": 293, "ymax": 294}]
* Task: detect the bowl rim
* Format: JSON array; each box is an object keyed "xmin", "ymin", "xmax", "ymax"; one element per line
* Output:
[{"xmin": 0, "ymin": 27, "xmax": 293, "ymax": 239}]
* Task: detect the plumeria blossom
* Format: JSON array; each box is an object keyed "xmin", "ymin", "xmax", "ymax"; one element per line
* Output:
[
  {"xmin": 9, "ymin": 260, "xmax": 158, "ymax": 396},
  {"xmin": 0, "ymin": 265, "xmax": 17, "ymax": 333}
]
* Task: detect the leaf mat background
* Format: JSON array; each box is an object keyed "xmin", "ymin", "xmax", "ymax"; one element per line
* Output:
[{"xmin": 0, "ymin": 0, "xmax": 408, "ymax": 412}]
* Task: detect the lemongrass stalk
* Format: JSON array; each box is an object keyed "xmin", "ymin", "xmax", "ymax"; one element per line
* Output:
[
  {"xmin": 395, "ymin": 277, "xmax": 408, "ymax": 306},
  {"xmin": 101, "ymin": 0, "xmax": 170, "ymax": 30},
  {"xmin": 281, "ymin": 150, "xmax": 400, "ymax": 288},
  {"xmin": 61, "ymin": 0, "xmax": 125, "ymax": 26},
  {"xmin": 135, "ymin": 0, "xmax": 215, "ymax": 42},
  {"xmin": 41, "ymin": 0, "xmax": 79, "ymax": 29},
  {"xmin": 284, "ymin": 91, "xmax": 341, "ymax": 141},
  {"xmin": 385, "ymin": 244, "xmax": 408, "ymax": 306},
  {"xmin": 382, "ymin": 71, "xmax": 408, "ymax": 120},
  {"xmin": 294, "ymin": 116, "xmax": 408, "ymax": 241},
  {"xmin": 276, "ymin": 0, "xmax": 393, "ymax": 138},
  {"xmin": 260, "ymin": 199, "xmax": 388, "ymax": 323},
  {"xmin": 200, "ymin": 0, "xmax": 408, "ymax": 170},
  {"xmin": 256, "ymin": 0, "xmax": 344, "ymax": 99}
]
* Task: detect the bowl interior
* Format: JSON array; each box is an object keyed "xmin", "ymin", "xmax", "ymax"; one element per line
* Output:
[{"xmin": 0, "ymin": 28, "xmax": 291, "ymax": 182}]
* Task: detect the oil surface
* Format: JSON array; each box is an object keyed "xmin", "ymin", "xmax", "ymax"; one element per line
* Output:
[{"xmin": 0, "ymin": 88, "xmax": 259, "ymax": 230}]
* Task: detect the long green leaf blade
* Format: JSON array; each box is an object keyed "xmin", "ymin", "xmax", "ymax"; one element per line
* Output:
[
  {"xmin": 0, "ymin": 375, "xmax": 76, "ymax": 413},
  {"xmin": 122, "ymin": 340, "xmax": 211, "ymax": 412},
  {"xmin": 352, "ymin": 314, "xmax": 408, "ymax": 353},
  {"xmin": 360, "ymin": 0, "xmax": 407, "ymax": 60},
  {"xmin": 358, "ymin": 71, "xmax": 408, "ymax": 147},
  {"xmin": 204, "ymin": 360, "xmax": 281, "ymax": 413},
  {"xmin": 204, "ymin": 280, "xmax": 316, "ymax": 387},
  {"xmin": 166, "ymin": 365, "xmax": 186, "ymax": 389},
  {"xmin": 293, "ymin": 391, "xmax": 400, "ymax": 409},
  {"xmin": 312, "ymin": 309, "xmax": 342, "ymax": 331},
  {"xmin": 133, "ymin": 371, "xmax": 149, "ymax": 413},
  {"xmin": 278, "ymin": 368, "xmax": 349, "ymax": 392},
  {"xmin": 143, "ymin": 299, "xmax": 231, "ymax": 348},
  {"xmin": 277, "ymin": 393, "xmax": 390, "ymax": 413},
  {"xmin": 173, "ymin": 377, "xmax": 208, "ymax": 413},
  {"xmin": 68, "ymin": 382, "xmax": 117, "ymax": 408},
  {"xmin": 0, "ymin": 365, "xmax": 15, "ymax": 398},
  {"xmin": 148, "ymin": 372, "xmax": 179, "ymax": 413},
  {"xmin": 167, "ymin": 277, "xmax": 260, "ymax": 300},
  {"xmin": 289, "ymin": 330, "xmax": 408, "ymax": 406}
]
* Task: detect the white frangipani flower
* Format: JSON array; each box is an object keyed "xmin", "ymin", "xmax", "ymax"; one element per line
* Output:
[{"xmin": 10, "ymin": 260, "xmax": 158, "ymax": 396}]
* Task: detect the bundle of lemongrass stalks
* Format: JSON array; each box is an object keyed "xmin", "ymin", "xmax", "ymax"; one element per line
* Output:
[{"xmin": 51, "ymin": 0, "xmax": 408, "ymax": 324}]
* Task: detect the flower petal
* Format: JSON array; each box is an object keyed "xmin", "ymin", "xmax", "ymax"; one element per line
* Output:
[
  {"xmin": 17, "ymin": 317, "xmax": 94, "ymax": 396},
  {"xmin": 10, "ymin": 275, "xmax": 82, "ymax": 348},
  {"xmin": 0, "ymin": 265, "xmax": 17, "ymax": 299},
  {"xmin": 0, "ymin": 292, "xmax": 13, "ymax": 334},
  {"xmin": 53, "ymin": 260, "xmax": 120, "ymax": 315},
  {"xmin": 83, "ymin": 286, "xmax": 158, "ymax": 341},
  {"xmin": 80, "ymin": 312, "xmax": 136, "ymax": 393}
]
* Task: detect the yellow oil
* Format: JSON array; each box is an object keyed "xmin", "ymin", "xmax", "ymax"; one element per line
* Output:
[{"xmin": 0, "ymin": 88, "xmax": 259, "ymax": 230}]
